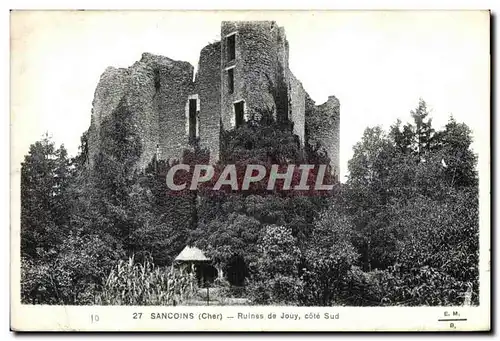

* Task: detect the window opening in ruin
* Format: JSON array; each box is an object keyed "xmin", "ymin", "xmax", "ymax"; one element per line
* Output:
[
  {"xmin": 234, "ymin": 100, "xmax": 245, "ymax": 128},
  {"xmin": 227, "ymin": 68, "xmax": 234, "ymax": 94},
  {"xmin": 227, "ymin": 34, "xmax": 236, "ymax": 61},
  {"xmin": 189, "ymin": 99, "xmax": 197, "ymax": 142}
]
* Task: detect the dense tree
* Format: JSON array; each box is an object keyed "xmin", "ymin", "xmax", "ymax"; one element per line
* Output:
[
  {"xmin": 343, "ymin": 126, "xmax": 396, "ymax": 270},
  {"xmin": 435, "ymin": 117, "xmax": 478, "ymax": 188},
  {"xmin": 70, "ymin": 99, "xmax": 143, "ymax": 254},
  {"xmin": 301, "ymin": 208, "xmax": 358, "ymax": 306},
  {"xmin": 128, "ymin": 159, "xmax": 195, "ymax": 266},
  {"xmin": 21, "ymin": 134, "xmax": 71, "ymax": 259},
  {"xmin": 389, "ymin": 99, "xmax": 435, "ymax": 157},
  {"xmin": 342, "ymin": 100, "xmax": 479, "ymax": 305},
  {"xmin": 410, "ymin": 99, "xmax": 435, "ymax": 156},
  {"xmin": 247, "ymin": 225, "xmax": 303, "ymax": 304},
  {"xmin": 75, "ymin": 101, "xmax": 195, "ymax": 266}
]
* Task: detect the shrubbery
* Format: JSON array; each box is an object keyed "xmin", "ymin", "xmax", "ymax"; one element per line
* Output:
[
  {"xmin": 247, "ymin": 225, "xmax": 304, "ymax": 305},
  {"xmin": 20, "ymin": 100, "xmax": 479, "ymax": 306}
]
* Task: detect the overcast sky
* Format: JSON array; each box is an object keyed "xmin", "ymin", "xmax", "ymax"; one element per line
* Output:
[{"xmin": 11, "ymin": 10, "xmax": 489, "ymax": 181}]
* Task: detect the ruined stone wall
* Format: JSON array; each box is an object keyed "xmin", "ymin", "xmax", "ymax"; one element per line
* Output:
[
  {"xmin": 155, "ymin": 56, "xmax": 195, "ymax": 163},
  {"xmin": 220, "ymin": 21, "xmax": 286, "ymax": 129},
  {"xmin": 126, "ymin": 54, "xmax": 161, "ymax": 169},
  {"xmin": 88, "ymin": 67, "xmax": 129, "ymax": 168},
  {"xmin": 88, "ymin": 53, "xmax": 194, "ymax": 170},
  {"xmin": 88, "ymin": 22, "xmax": 339, "ymax": 175},
  {"xmin": 91, "ymin": 67, "xmax": 130, "ymax": 128},
  {"xmin": 287, "ymin": 70, "xmax": 306, "ymax": 145},
  {"xmin": 306, "ymin": 95, "xmax": 340, "ymax": 179},
  {"xmin": 196, "ymin": 42, "xmax": 221, "ymax": 163},
  {"xmin": 275, "ymin": 26, "xmax": 289, "ymax": 122}
]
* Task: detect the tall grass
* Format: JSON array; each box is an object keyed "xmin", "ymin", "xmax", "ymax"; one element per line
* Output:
[{"xmin": 95, "ymin": 256, "xmax": 198, "ymax": 305}]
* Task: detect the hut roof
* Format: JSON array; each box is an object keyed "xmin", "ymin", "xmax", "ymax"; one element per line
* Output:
[{"xmin": 174, "ymin": 246, "xmax": 210, "ymax": 262}]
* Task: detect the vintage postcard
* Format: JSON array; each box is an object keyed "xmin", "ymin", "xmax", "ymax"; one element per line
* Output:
[{"xmin": 10, "ymin": 10, "xmax": 490, "ymax": 331}]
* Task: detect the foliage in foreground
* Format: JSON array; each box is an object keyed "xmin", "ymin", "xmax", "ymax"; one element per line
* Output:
[
  {"xmin": 20, "ymin": 99, "xmax": 479, "ymax": 306},
  {"xmin": 95, "ymin": 256, "xmax": 198, "ymax": 305},
  {"xmin": 247, "ymin": 225, "xmax": 304, "ymax": 305},
  {"xmin": 339, "ymin": 100, "xmax": 479, "ymax": 305}
]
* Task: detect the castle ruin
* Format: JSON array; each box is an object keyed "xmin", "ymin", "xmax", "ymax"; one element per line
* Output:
[{"xmin": 88, "ymin": 21, "xmax": 340, "ymax": 178}]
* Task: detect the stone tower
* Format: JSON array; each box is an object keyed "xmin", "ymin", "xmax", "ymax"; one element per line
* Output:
[{"xmin": 87, "ymin": 21, "xmax": 340, "ymax": 176}]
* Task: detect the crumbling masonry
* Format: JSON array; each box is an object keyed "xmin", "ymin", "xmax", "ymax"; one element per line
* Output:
[{"xmin": 88, "ymin": 21, "xmax": 340, "ymax": 178}]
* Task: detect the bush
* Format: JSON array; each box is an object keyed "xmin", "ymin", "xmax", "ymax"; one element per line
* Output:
[
  {"xmin": 300, "ymin": 209, "xmax": 358, "ymax": 306},
  {"xmin": 213, "ymin": 276, "xmax": 231, "ymax": 299},
  {"xmin": 21, "ymin": 232, "xmax": 121, "ymax": 305},
  {"xmin": 341, "ymin": 265, "xmax": 473, "ymax": 306},
  {"xmin": 21, "ymin": 256, "xmax": 64, "ymax": 305},
  {"xmin": 247, "ymin": 225, "xmax": 303, "ymax": 305}
]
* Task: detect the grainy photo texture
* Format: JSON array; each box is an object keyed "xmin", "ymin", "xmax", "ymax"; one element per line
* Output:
[{"xmin": 12, "ymin": 11, "xmax": 489, "ymax": 330}]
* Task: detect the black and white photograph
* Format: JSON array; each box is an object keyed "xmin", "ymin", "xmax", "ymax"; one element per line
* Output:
[{"xmin": 10, "ymin": 10, "xmax": 490, "ymax": 331}]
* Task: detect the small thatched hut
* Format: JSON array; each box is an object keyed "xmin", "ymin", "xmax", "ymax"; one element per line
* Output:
[{"xmin": 174, "ymin": 246, "xmax": 217, "ymax": 287}]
